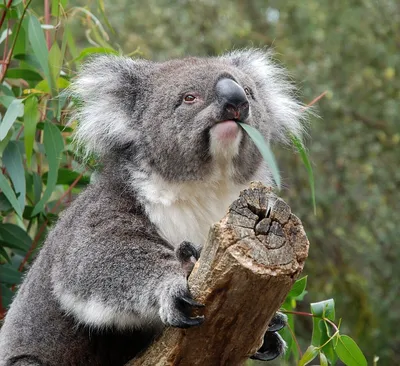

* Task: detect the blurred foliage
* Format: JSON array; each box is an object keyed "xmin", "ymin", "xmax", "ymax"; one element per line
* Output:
[{"xmin": 0, "ymin": 0, "xmax": 398, "ymax": 364}]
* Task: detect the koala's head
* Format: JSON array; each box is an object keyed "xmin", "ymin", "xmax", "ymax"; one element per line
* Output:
[{"xmin": 72, "ymin": 49, "xmax": 305, "ymax": 185}]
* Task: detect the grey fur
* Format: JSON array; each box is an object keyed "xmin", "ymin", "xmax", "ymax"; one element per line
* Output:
[{"xmin": 0, "ymin": 49, "xmax": 305, "ymax": 366}]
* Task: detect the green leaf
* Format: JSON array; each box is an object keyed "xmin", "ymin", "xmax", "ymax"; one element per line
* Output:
[
  {"xmin": 5, "ymin": 68, "xmax": 43, "ymax": 81},
  {"xmin": 13, "ymin": 53, "xmax": 41, "ymax": 70},
  {"xmin": 0, "ymin": 99, "xmax": 24, "ymax": 141},
  {"xmin": 31, "ymin": 122, "xmax": 64, "ymax": 216},
  {"xmin": 335, "ymin": 335, "xmax": 367, "ymax": 366},
  {"xmin": 311, "ymin": 299, "xmax": 335, "ymax": 321},
  {"xmin": 298, "ymin": 345, "xmax": 319, "ymax": 366},
  {"xmin": 287, "ymin": 276, "xmax": 307, "ymax": 298},
  {"xmin": 0, "ymin": 172, "xmax": 22, "ymax": 218},
  {"xmin": 28, "ymin": 15, "xmax": 50, "ymax": 80},
  {"xmin": 0, "ymin": 223, "xmax": 32, "ymax": 252},
  {"xmin": 0, "ymin": 192, "xmax": 13, "ymax": 212},
  {"xmin": 36, "ymin": 121, "xmax": 73, "ymax": 133},
  {"xmin": 290, "ymin": 134, "xmax": 316, "ymax": 214},
  {"xmin": 320, "ymin": 352, "xmax": 329, "ymax": 366},
  {"xmin": 42, "ymin": 168, "xmax": 89, "ymax": 187},
  {"xmin": 3, "ymin": 141, "xmax": 25, "ymax": 212},
  {"xmin": 72, "ymin": 46, "xmax": 118, "ymax": 63},
  {"xmin": 0, "ymin": 264, "xmax": 22, "ymax": 284},
  {"xmin": 34, "ymin": 77, "xmax": 69, "ymax": 93},
  {"xmin": 237, "ymin": 123, "xmax": 281, "ymax": 189},
  {"xmin": 1, "ymin": 284, "xmax": 14, "ymax": 308},
  {"xmin": 49, "ymin": 42, "xmax": 62, "ymax": 85},
  {"xmin": 23, "ymin": 96, "xmax": 40, "ymax": 167},
  {"xmin": 0, "ymin": 246, "xmax": 12, "ymax": 263}
]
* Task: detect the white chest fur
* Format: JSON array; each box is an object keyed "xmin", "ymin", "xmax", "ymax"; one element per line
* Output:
[{"xmin": 135, "ymin": 170, "xmax": 246, "ymax": 247}]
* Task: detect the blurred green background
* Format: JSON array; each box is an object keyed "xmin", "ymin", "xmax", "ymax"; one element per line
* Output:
[{"xmin": 1, "ymin": 0, "xmax": 398, "ymax": 364}]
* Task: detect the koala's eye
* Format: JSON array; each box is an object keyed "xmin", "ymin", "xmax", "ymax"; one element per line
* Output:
[
  {"xmin": 244, "ymin": 87, "xmax": 252, "ymax": 97},
  {"xmin": 183, "ymin": 94, "xmax": 197, "ymax": 103}
]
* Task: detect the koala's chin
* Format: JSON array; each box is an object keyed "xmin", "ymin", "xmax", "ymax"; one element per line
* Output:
[{"xmin": 209, "ymin": 120, "xmax": 244, "ymax": 162}]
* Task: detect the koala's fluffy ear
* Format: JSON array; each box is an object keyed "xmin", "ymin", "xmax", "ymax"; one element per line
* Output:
[
  {"xmin": 71, "ymin": 56, "xmax": 152, "ymax": 158},
  {"xmin": 221, "ymin": 49, "xmax": 308, "ymax": 143}
]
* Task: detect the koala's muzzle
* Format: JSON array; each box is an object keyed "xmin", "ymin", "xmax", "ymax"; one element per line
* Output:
[{"xmin": 216, "ymin": 78, "xmax": 249, "ymax": 122}]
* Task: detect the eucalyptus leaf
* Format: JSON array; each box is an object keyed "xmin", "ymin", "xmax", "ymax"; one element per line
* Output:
[
  {"xmin": 28, "ymin": 15, "xmax": 50, "ymax": 80},
  {"xmin": 31, "ymin": 122, "xmax": 64, "ymax": 216},
  {"xmin": 23, "ymin": 96, "xmax": 40, "ymax": 167},
  {"xmin": 291, "ymin": 134, "xmax": 316, "ymax": 214},
  {"xmin": 0, "ymin": 264, "xmax": 22, "ymax": 284},
  {"xmin": 335, "ymin": 335, "xmax": 367, "ymax": 366},
  {"xmin": 237, "ymin": 123, "xmax": 281, "ymax": 189},
  {"xmin": 0, "ymin": 99, "xmax": 24, "ymax": 141},
  {"xmin": 298, "ymin": 345, "xmax": 319, "ymax": 366},
  {"xmin": 3, "ymin": 141, "xmax": 25, "ymax": 212},
  {"xmin": 0, "ymin": 172, "xmax": 22, "ymax": 218}
]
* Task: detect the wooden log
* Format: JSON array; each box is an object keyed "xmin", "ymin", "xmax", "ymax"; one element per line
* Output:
[{"xmin": 128, "ymin": 182, "xmax": 309, "ymax": 366}]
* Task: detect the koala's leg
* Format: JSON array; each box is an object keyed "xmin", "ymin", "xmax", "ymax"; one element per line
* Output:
[
  {"xmin": 251, "ymin": 312, "xmax": 287, "ymax": 362},
  {"xmin": 52, "ymin": 232, "xmax": 204, "ymax": 331}
]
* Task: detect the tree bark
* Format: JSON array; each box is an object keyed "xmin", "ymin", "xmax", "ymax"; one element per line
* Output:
[{"xmin": 128, "ymin": 182, "xmax": 309, "ymax": 366}]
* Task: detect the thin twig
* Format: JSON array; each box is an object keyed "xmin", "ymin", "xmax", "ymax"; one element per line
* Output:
[
  {"xmin": 301, "ymin": 90, "xmax": 328, "ymax": 111},
  {"xmin": 0, "ymin": 0, "xmax": 13, "ymax": 29},
  {"xmin": 0, "ymin": 0, "xmax": 33, "ymax": 83}
]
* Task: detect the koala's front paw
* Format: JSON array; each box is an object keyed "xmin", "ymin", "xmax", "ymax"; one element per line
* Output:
[
  {"xmin": 175, "ymin": 241, "xmax": 200, "ymax": 278},
  {"xmin": 159, "ymin": 283, "xmax": 204, "ymax": 328},
  {"xmin": 251, "ymin": 312, "xmax": 287, "ymax": 361}
]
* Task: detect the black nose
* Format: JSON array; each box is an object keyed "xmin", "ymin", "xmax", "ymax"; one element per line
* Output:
[{"xmin": 215, "ymin": 78, "xmax": 249, "ymax": 121}]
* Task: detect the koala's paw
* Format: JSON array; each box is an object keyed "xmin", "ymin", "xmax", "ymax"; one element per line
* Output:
[
  {"xmin": 175, "ymin": 241, "xmax": 200, "ymax": 277},
  {"xmin": 159, "ymin": 283, "xmax": 205, "ymax": 328},
  {"xmin": 251, "ymin": 312, "xmax": 288, "ymax": 361}
]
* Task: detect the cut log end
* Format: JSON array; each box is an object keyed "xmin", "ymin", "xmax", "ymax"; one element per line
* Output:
[{"xmin": 128, "ymin": 182, "xmax": 310, "ymax": 366}]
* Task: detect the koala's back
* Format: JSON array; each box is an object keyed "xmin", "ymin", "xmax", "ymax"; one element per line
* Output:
[{"xmin": 0, "ymin": 181, "xmax": 158, "ymax": 366}]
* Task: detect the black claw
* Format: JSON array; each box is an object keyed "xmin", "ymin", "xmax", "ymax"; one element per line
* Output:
[
  {"xmin": 174, "ymin": 315, "xmax": 205, "ymax": 329},
  {"xmin": 180, "ymin": 295, "xmax": 205, "ymax": 308},
  {"xmin": 267, "ymin": 312, "xmax": 287, "ymax": 332}
]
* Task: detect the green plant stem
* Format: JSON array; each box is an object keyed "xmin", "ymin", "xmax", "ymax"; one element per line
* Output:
[
  {"xmin": 0, "ymin": 0, "xmax": 13, "ymax": 29},
  {"xmin": 0, "ymin": 0, "xmax": 33, "ymax": 84},
  {"xmin": 282, "ymin": 310, "xmax": 339, "ymax": 333}
]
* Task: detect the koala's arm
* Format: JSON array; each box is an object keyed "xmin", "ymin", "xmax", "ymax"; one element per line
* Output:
[{"xmin": 49, "ymin": 186, "xmax": 203, "ymax": 330}]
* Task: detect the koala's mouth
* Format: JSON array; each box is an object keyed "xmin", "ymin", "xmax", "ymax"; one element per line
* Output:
[{"xmin": 211, "ymin": 120, "xmax": 240, "ymax": 141}]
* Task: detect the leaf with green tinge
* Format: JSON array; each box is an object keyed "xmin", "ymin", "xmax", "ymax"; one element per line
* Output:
[
  {"xmin": 72, "ymin": 46, "xmax": 118, "ymax": 63},
  {"xmin": 0, "ymin": 223, "xmax": 32, "ymax": 252},
  {"xmin": 0, "ymin": 98, "xmax": 24, "ymax": 141},
  {"xmin": 34, "ymin": 77, "xmax": 69, "ymax": 93},
  {"xmin": 0, "ymin": 264, "xmax": 22, "ymax": 284},
  {"xmin": 335, "ymin": 335, "xmax": 367, "ymax": 366},
  {"xmin": 287, "ymin": 276, "xmax": 307, "ymax": 298},
  {"xmin": 0, "ymin": 172, "xmax": 22, "ymax": 218},
  {"xmin": 1, "ymin": 284, "xmax": 14, "ymax": 308},
  {"xmin": 237, "ymin": 123, "xmax": 281, "ymax": 189},
  {"xmin": 320, "ymin": 352, "xmax": 329, "ymax": 366},
  {"xmin": 290, "ymin": 134, "xmax": 316, "ymax": 214},
  {"xmin": 0, "ymin": 246, "xmax": 12, "ymax": 263},
  {"xmin": 23, "ymin": 96, "xmax": 40, "ymax": 167},
  {"xmin": 6, "ymin": 68, "xmax": 43, "ymax": 81},
  {"xmin": 311, "ymin": 299, "xmax": 335, "ymax": 321},
  {"xmin": 42, "ymin": 168, "xmax": 89, "ymax": 187},
  {"xmin": 49, "ymin": 42, "xmax": 62, "ymax": 86},
  {"xmin": 3, "ymin": 141, "xmax": 25, "ymax": 212},
  {"xmin": 31, "ymin": 122, "xmax": 64, "ymax": 216},
  {"xmin": 28, "ymin": 15, "xmax": 50, "ymax": 80},
  {"xmin": 298, "ymin": 345, "xmax": 319, "ymax": 366}
]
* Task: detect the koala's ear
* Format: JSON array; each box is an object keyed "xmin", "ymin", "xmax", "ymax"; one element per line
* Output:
[
  {"xmin": 70, "ymin": 56, "xmax": 153, "ymax": 158},
  {"xmin": 221, "ymin": 49, "xmax": 308, "ymax": 143}
]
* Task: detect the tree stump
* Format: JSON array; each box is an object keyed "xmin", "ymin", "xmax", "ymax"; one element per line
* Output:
[{"xmin": 128, "ymin": 182, "xmax": 309, "ymax": 366}]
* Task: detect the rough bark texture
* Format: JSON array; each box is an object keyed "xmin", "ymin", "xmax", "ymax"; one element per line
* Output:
[{"xmin": 128, "ymin": 182, "xmax": 309, "ymax": 366}]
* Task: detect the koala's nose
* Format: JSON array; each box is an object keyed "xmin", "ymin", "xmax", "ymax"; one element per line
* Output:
[{"xmin": 216, "ymin": 78, "xmax": 249, "ymax": 121}]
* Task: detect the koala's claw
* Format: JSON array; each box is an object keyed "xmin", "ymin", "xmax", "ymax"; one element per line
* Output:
[
  {"xmin": 180, "ymin": 295, "xmax": 205, "ymax": 308},
  {"xmin": 160, "ymin": 287, "xmax": 205, "ymax": 329},
  {"xmin": 251, "ymin": 312, "xmax": 287, "ymax": 362}
]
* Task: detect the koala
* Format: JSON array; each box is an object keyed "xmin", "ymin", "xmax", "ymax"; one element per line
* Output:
[{"xmin": 0, "ymin": 49, "xmax": 305, "ymax": 366}]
